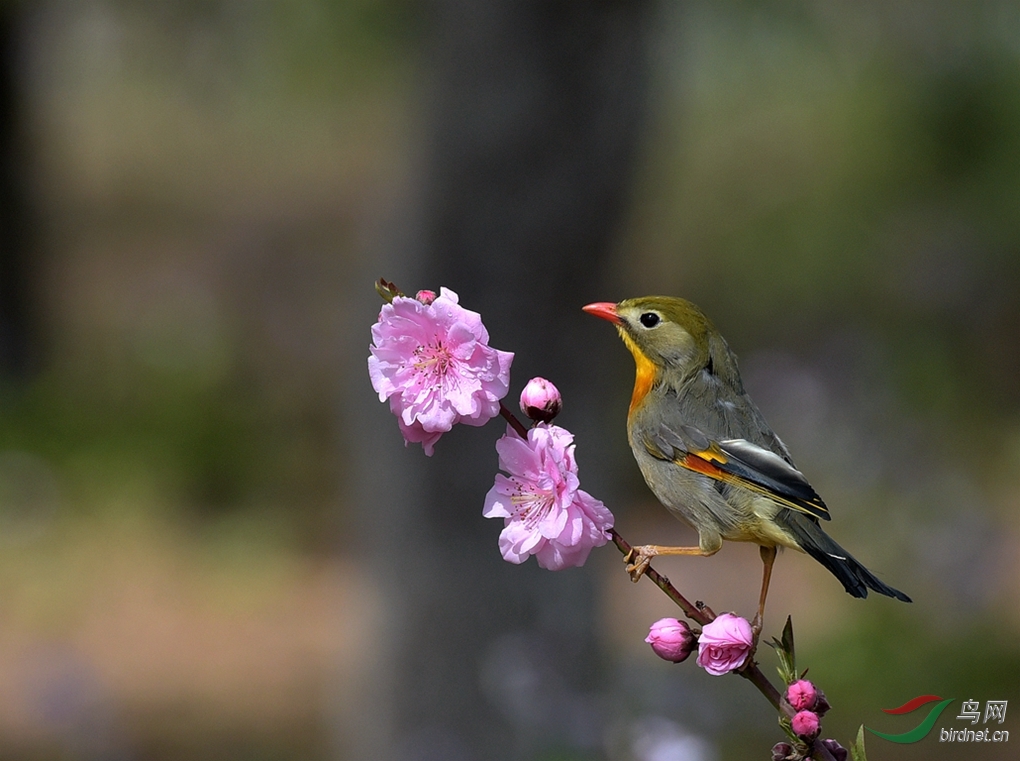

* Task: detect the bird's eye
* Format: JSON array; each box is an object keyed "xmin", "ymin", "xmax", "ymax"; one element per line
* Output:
[{"xmin": 639, "ymin": 312, "xmax": 660, "ymax": 328}]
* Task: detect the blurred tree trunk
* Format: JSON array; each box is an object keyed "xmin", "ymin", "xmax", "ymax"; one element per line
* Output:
[
  {"xmin": 348, "ymin": 2, "xmax": 652, "ymax": 759},
  {"xmin": 0, "ymin": 4, "xmax": 32, "ymax": 379}
]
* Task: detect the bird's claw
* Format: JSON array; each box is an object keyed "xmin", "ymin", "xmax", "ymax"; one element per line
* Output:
[{"xmin": 624, "ymin": 546, "xmax": 656, "ymax": 582}]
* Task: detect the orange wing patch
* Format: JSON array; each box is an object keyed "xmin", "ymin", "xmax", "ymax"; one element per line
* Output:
[
  {"xmin": 679, "ymin": 451, "xmax": 828, "ymax": 521},
  {"xmin": 681, "ymin": 450, "xmax": 730, "ymax": 473}
]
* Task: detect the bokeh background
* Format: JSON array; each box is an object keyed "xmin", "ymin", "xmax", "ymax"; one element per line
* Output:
[{"xmin": 0, "ymin": 1, "xmax": 1017, "ymax": 760}]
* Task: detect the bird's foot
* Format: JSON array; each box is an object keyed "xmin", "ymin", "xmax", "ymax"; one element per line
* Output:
[{"xmin": 624, "ymin": 546, "xmax": 657, "ymax": 582}]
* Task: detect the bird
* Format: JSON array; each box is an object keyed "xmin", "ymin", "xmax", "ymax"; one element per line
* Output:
[{"xmin": 583, "ymin": 296, "xmax": 910, "ymax": 631}]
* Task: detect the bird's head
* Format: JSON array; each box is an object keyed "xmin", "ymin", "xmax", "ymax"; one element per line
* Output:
[
  {"xmin": 584, "ymin": 296, "xmax": 730, "ymax": 413},
  {"xmin": 583, "ymin": 296, "xmax": 715, "ymax": 375}
]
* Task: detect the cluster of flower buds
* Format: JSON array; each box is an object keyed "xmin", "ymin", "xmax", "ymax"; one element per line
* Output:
[
  {"xmin": 785, "ymin": 678, "xmax": 832, "ymax": 738},
  {"xmin": 770, "ymin": 679, "xmax": 844, "ymax": 760}
]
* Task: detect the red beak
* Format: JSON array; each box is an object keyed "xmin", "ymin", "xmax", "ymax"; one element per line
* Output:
[{"xmin": 582, "ymin": 302, "xmax": 622, "ymax": 325}]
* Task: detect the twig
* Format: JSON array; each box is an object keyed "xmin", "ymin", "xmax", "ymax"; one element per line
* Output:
[
  {"xmin": 607, "ymin": 528, "xmax": 783, "ymax": 710},
  {"xmin": 607, "ymin": 529, "xmax": 714, "ymax": 627},
  {"xmin": 607, "ymin": 529, "xmax": 836, "ymax": 759},
  {"xmin": 498, "ymin": 403, "xmax": 530, "ymax": 438}
]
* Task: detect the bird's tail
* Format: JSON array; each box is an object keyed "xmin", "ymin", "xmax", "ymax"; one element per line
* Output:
[{"xmin": 779, "ymin": 512, "xmax": 911, "ymax": 602}]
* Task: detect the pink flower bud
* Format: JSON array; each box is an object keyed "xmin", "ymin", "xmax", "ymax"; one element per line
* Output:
[
  {"xmin": 786, "ymin": 679, "xmax": 818, "ymax": 711},
  {"xmin": 822, "ymin": 739, "xmax": 848, "ymax": 761},
  {"xmin": 415, "ymin": 289, "xmax": 437, "ymax": 305},
  {"xmin": 645, "ymin": 618, "xmax": 696, "ymax": 663},
  {"xmin": 791, "ymin": 710, "xmax": 820, "ymax": 739},
  {"xmin": 695, "ymin": 613, "xmax": 754, "ymax": 675},
  {"xmin": 519, "ymin": 377, "xmax": 562, "ymax": 422}
]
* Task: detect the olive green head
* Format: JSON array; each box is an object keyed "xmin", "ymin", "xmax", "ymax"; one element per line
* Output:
[{"xmin": 598, "ymin": 296, "xmax": 716, "ymax": 370}]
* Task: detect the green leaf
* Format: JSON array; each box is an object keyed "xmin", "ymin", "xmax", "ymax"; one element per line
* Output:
[
  {"xmin": 778, "ymin": 717, "xmax": 799, "ymax": 745},
  {"xmin": 768, "ymin": 615, "xmax": 797, "ymax": 685},
  {"xmin": 849, "ymin": 724, "xmax": 868, "ymax": 761},
  {"xmin": 781, "ymin": 615, "xmax": 795, "ymax": 663},
  {"xmin": 375, "ymin": 278, "xmax": 403, "ymax": 303}
]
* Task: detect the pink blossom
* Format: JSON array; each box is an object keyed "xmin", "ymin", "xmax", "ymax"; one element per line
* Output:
[
  {"xmin": 483, "ymin": 424, "xmax": 614, "ymax": 570},
  {"xmin": 415, "ymin": 289, "xmax": 437, "ymax": 305},
  {"xmin": 645, "ymin": 618, "xmax": 695, "ymax": 663},
  {"xmin": 696, "ymin": 613, "xmax": 754, "ymax": 676},
  {"xmin": 520, "ymin": 377, "xmax": 562, "ymax": 422},
  {"xmin": 791, "ymin": 710, "xmax": 820, "ymax": 739},
  {"xmin": 369, "ymin": 287, "xmax": 513, "ymax": 455},
  {"xmin": 786, "ymin": 679, "xmax": 818, "ymax": 711}
]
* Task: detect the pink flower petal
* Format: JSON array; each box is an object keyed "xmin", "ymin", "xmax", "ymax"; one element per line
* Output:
[
  {"xmin": 483, "ymin": 423, "xmax": 614, "ymax": 571},
  {"xmin": 368, "ymin": 288, "xmax": 512, "ymax": 455},
  {"xmin": 396, "ymin": 418, "xmax": 444, "ymax": 457},
  {"xmin": 696, "ymin": 613, "xmax": 754, "ymax": 676}
]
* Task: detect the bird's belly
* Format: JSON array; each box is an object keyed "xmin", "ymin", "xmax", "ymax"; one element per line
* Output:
[
  {"xmin": 723, "ymin": 492, "xmax": 804, "ymax": 550},
  {"xmin": 632, "ymin": 451, "xmax": 739, "ymax": 535},
  {"xmin": 632, "ymin": 448, "xmax": 802, "ymax": 551}
]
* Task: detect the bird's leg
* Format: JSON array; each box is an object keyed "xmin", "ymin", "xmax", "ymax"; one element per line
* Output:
[
  {"xmin": 752, "ymin": 545, "xmax": 777, "ymax": 637},
  {"xmin": 624, "ymin": 545, "xmax": 717, "ymax": 582}
]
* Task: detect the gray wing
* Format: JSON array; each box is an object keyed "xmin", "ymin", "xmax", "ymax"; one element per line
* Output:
[{"xmin": 636, "ymin": 367, "xmax": 830, "ymax": 521}]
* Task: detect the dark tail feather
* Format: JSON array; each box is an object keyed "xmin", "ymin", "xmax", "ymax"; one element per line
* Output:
[{"xmin": 780, "ymin": 512, "xmax": 911, "ymax": 602}]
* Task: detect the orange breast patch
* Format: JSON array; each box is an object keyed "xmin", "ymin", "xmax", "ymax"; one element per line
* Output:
[{"xmin": 622, "ymin": 332, "xmax": 657, "ymax": 415}]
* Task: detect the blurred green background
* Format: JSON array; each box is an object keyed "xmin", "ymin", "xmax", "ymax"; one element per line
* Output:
[{"xmin": 0, "ymin": 1, "xmax": 1017, "ymax": 760}]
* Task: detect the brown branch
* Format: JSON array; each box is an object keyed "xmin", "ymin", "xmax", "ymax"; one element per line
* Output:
[
  {"xmin": 499, "ymin": 402, "xmax": 530, "ymax": 438},
  {"xmin": 606, "ymin": 534, "xmax": 838, "ymax": 761},
  {"xmin": 608, "ymin": 528, "xmax": 782, "ymax": 708},
  {"xmin": 738, "ymin": 659, "xmax": 782, "ymax": 712},
  {"xmin": 604, "ymin": 533, "xmax": 840, "ymax": 760},
  {"xmin": 607, "ymin": 529, "xmax": 715, "ymax": 627}
]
